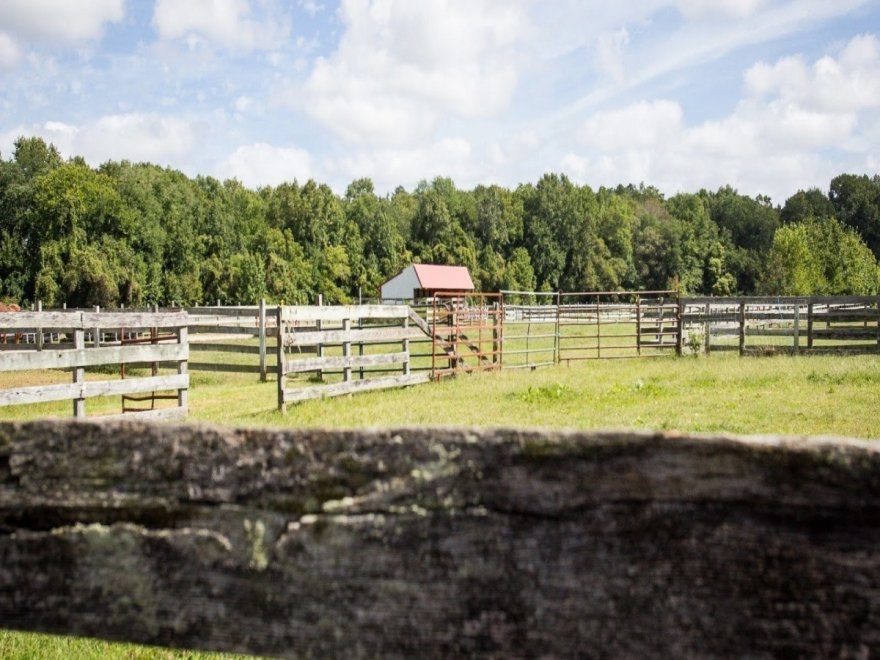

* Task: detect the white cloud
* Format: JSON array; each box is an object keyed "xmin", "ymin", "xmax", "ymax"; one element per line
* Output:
[
  {"xmin": 578, "ymin": 100, "xmax": 683, "ymax": 150},
  {"xmin": 564, "ymin": 33, "xmax": 880, "ymax": 202},
  {"xmin": 1, "ymin": 114, "xmax": 198, "ymax": 166},
  {"xmin": 234, "ymin": 96, "xmax": 254, "ymax": 113},
  {"xmin": 299, "ymin": 0, "xmax": 325, "ymax": 17},
  {"xmin": 325, "ymin": 138, "xmax": 473, "ymax": 191},
  {"xmin": 216, "ymin": 143, "xmax": 312, "ymax": 187},
  {"xmin": 0, "ymin": 0, "xmax": 123, "ymax": 43},
  {"xmin": 300, "ymin": 0, "xmax": 527, "ymax": 146},
  {"xmin": 0, "ymin": 32, "xmax": 20, "ymax": 69},
  {"xmin": 677, "ymin": 0, "xmax": 765, "ymax": 19},
  {"xmin": 595, "ymin": 28, "xmax": 630, "ymax": 82},
  {"xmin": 153, "ymin": 0, "xmax": 290, "ymax": 51}
]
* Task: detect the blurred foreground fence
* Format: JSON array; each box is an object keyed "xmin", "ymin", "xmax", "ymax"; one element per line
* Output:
[{"xmin": 2, "ymin": 420, "xmax": 880, "ymax": 657}]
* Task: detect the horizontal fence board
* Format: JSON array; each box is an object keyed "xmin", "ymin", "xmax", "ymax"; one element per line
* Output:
[
  {"xmin": 744, "ymin": 328, "xmax": 797, "ymax": 337},
  {"xmin": 285, "ymin": 326, "xmax": 424, "ymax": 346},
  {"xmin": 189, "ymin": 343, "xmax": 264, "ymax": 355},
  {"xmin": 81, "ymin": 312, "xmax": 188, "ymax": 329},
  {"xmin": 283, "ymin": 372, "xmax": 430, "ymax": 404},
  {"xmin": 811, "ymin": 328, "xmax": 879, "ymax": 341},
  {"xmin": 285, "ymin": 351, "xmax": 408, "ymax": 373},
  {"xmin": 0, "ymin": 342, "xmax": 76, "ymax": 352},
  {"xmin": 101, "ymin": 406, "xmax": 188, "ymax": 422},
  {"xmin": 814, "ymin": 313, "xmax": 878, "ymax": 322},
  {"xmin": 0, "ymin": 311, "xmax": 188, "ymax": 330},
  {"xmin": 684, "ymin": 295, "xmax": 877, "ymax": 305},
  {"xmin": 0, "ymin": 374, "xmax": 189, "ymax": 407},
  {"xmin": 189, "ymin": 314, "xmax": 260, "ymax": 328},
  {"xmin": 1, "ymin": 343, "xmax": 187, "ymax": 372},
  {"xmin": 0, "ymin": 312, "xmax": 83, "ymax": 329},
  {"xmin": 283, "ymin": 305, "xmax": 411, "ymax": 322},
  {"xmin": 188, "ymin": 325, "xmax": 261, "ymax": 336},
  {"xmin": 185, "ymin": 306, "xmax": 259, "ymax": 317},
  {"xmin": 188, "ymin": 363, "xmax": 265, "ymax": 374}
]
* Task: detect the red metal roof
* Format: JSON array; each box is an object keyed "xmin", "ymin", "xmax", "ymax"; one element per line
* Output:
[{"xmin": 412, "ymin": 264, "xmax": 475, "ymax": 291}]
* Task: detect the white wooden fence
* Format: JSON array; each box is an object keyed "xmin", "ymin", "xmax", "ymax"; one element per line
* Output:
[
  {"xmin": 0, "ymin": 311, "xmax": 189, "ymax": 420},
  {"xmin": 186, "ymin": 300, "xmax": 274, "ymax": 380},
  {"xmin": 277, "ymin": 305, "xmax": 430, "ymax": 411}
]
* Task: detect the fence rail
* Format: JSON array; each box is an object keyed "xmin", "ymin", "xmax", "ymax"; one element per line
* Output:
[
  {"xmin": 277, "ymin": 305, "xmax": 430, "ymax": 411},
  {"xmin": 681, "ymin": 296, "xmax": 880, "ymax": 355},
  {"xmin": 187, "ymin": 301, "xmax": 273, "ymax": 380},
  {"xmin": 0, "ymin": 310, "xmax": 188, "ymax": 419}
]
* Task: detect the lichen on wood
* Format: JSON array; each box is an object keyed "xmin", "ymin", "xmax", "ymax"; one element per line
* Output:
[{"xmin": 1, "ymin": 420, "xmax": 880, "ymax": 657}]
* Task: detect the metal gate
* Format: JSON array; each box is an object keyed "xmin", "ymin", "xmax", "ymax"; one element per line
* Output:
[
  {"xmin": 431, "ymin": 292, "xmax": 504, "ymax": 379},
  {"xmin": 501, "ymin": 290, "xmax": 682, "ymax": 366}
]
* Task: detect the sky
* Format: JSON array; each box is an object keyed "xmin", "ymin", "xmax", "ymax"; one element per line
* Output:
[{"xmin": 1, "ymin": 0, "xmax": 878, "ymax": 204}]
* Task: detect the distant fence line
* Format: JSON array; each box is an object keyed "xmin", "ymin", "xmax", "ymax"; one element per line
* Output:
[{"xmin": 1, "ymin": 294, "xmax": 877, "ymax": 418}]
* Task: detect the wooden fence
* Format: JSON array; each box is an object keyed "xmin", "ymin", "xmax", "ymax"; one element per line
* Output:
[
  {"xmin": 4, "ymin": 421, "xmax": 880, "ymax": 657},
  {"xmin": 682, "ymin": 296, "xmax": 880, "ymax": 355},
  {"xmin": 0, "ymin": 310, "xmax": 188, "ymax": 420},
  {"xmin": 277, "ymin": 304, "xmax": 431, "ymax": 411},
  {"xmin": 187, "ymin": 300, "xmax": 274, "ymax": 380}
]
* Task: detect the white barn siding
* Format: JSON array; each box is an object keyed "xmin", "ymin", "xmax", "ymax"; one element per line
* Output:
[{"xmin": 380, "ymin": 266, "xmax": 420, "ymax": 301}]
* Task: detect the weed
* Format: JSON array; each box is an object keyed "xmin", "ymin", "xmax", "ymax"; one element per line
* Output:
[{"xmin": 517, "ymin": 382, "xmax": 576, "ymax": 403}]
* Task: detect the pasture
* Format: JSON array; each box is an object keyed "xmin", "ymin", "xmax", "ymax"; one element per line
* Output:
[{"xmin": 1, "ymin": 350, "xmax": 878, "ymax": 438}]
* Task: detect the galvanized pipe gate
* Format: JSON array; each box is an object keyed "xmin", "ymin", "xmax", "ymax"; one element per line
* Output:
[{"xmin": 499, "ymin": 289, "xmax": 682, "ymax": 369}]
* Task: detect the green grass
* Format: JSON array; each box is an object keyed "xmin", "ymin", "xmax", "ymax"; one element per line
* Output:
[
  {"xmin": 2, "ymin": 351, "xmax": 879, "ymax": 438},
  {"xmin": 0, "ymin": 630, "xmax": 248, "ymax": 660},
  {"xmin": 2, "ymin": 350, "xmax": 879, "ymax": 657}
]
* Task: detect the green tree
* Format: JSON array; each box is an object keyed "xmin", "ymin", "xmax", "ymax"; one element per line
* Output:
[
  {"xmin": 761, "ymin": 217, "xmax": 880, "ymax": 295},
  {"xmin": 829, "ymin": 174, "xmax": 880, "ymax": 258}
]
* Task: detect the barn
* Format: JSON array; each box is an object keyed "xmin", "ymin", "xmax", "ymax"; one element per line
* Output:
[{"xmin": 380, "ymin": 264, "xmax": 475, "ymax": 302}]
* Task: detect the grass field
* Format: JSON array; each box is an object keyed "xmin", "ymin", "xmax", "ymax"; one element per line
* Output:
[
  {"xmin": 2, "ymin": 350, "xmax": 878, "ymax": 438},
  {"xmin": 2, "ymin": 350, "xmax": 879, "ymax": 658}
]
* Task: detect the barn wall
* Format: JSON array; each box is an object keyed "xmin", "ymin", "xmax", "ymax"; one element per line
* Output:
[
  {"xmin": 379, "ymin": 265, "xmax": 419, "ymax": 301},
  {"xmin": 2, "ymin": 420, "xmax": 880, "ymax": 657}
]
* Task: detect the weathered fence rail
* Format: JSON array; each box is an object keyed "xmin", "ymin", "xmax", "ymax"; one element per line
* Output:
[
  {"xmin": 0, "ymin": 311, "xmax": 188, "ymax": 420},
  {"xmin": 2, "ymin": 420, "xmax": 880, "ymax": 657},
  {"xmin": 682, "ymin": 295, "xmax": 880, "ymax": 355},
  {"xmin": 277, "ymin": 305, "xmax": 430, "ymax": 410},
  {"xmin": 187, "ymin": 301, "xmax": 275, "ymax": 380}
]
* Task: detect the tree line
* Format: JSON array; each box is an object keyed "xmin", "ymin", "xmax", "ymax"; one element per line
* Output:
[{"xmin": 1, "ymin": 136, "xmax": 878, "ymax": 309}]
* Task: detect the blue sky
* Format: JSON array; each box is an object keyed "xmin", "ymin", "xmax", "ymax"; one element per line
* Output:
[{"xmin": 1, "ymin": 0, "xmax": 878, "ymax": 204}]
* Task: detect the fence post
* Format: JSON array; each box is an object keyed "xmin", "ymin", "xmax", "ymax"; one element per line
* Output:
[
  {"xmin": 358, "ymin": 316, "xmax": 365, "ymax": 380},
  {"xmin": 793, "ymin": 303, "xmax": 800, "ymax": 354},
  {"xmin": 703, "ymin": 302, "xmax": 711, "ymax": 355},
  {"xmin": 258, "ymin": 298, "xmax": 267, "ymax": 382},
  {"xmin": 403, "ymin": 317, "xmax": 411, "ymax": 376},
  {"xmin": 177, "ymin": 324, "xmax": 188, "ymax": 412},
  {"xmin": 738, "ymin": 302, "xmax": 746, "ymax": 356},
  {"xmin": 554, "ymin": 292, "xmax": 561, "ymax": 365},
  {"xmin": 635, "ymin": 295, "xmax": 641, "ymax": 356},
  {"xmin": 675, "ymin": 294, "xmax": 683, "ymax": 357},
  {"xmin": 73, "ymin": 325, "xmax": 85, "ymax": 418},
  {"xmin": 807, "ymin": 301, "xmax": 814, "ymax": 350},
  {"xmin": 36, "ymin": 300, "xmax": 43, "ymax": 351},
  {"xmin": 342, "ymin": 318, "xmax": 352, "ymax": 383},
  {"xmin": 315, "ymin": 294, "xmax": 324, "ymax": 382},
  {"xmin": 277, "ymin": 306, "xmax": 286, "ymax": 414},
  {"xmin": 93, "ymin": 305, "xmax": 101, "ymax": 348}
]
